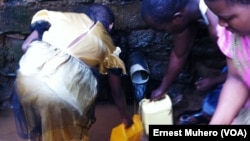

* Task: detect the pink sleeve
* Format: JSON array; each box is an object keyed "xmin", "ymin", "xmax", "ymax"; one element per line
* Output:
[{"xmin": 216, "ymin": 25, "xmax": 233, "ymax": 59}]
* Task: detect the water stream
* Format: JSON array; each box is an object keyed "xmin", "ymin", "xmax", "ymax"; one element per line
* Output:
[{"xmin": 133, "ymin": 82, "xmax": 147, "ymax": 103}]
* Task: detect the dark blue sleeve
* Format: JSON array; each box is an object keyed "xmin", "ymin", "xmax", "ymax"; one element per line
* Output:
[{"xmin": 29, "ymin": 20, "xmax": 51, "ymax": 39}]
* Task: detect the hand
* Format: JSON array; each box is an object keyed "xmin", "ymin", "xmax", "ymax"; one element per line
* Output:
[
  {"xmin": 150, "ymin": 88, "xmax": 165, "ymax": 101},
  {"xmin": 121, "ymin": 115, "xmax": 133, "ymax": 128},
  {"xmin": 195, "ymin": 77, "xmax": 213, "ymax": 91}
]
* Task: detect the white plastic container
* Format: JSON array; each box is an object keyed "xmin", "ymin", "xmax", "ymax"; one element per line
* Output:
[{"xmin": 139, "ymin": 94, "xmax": 173, "ymax": 135}]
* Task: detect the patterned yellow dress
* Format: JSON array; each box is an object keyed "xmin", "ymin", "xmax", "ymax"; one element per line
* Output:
[{"xmin": 15, "ymin": 9, "xmax": 126, "ymax": 141}]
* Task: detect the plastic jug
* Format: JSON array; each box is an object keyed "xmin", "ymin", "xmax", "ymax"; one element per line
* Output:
[
  {"xmin": 110, "ymin": 114, "xmax": 143, "ymax": 141},
  {"xmin": 139, "ymin": 94, "xmax": 173, "ymax": 135}
]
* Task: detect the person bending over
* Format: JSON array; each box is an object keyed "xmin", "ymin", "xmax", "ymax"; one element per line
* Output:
[
  {"xmin": 140, "ymin": 0, "xmax": 219, "ymax": 101},
  {"xmin": 14, "ymin": 4, "xmax": 133, "ymax": 141}
]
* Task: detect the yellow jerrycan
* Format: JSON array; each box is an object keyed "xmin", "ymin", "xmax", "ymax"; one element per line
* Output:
[
  {"xmin": 110, "ymin": 114, "xmax": 143, "ymax": 141},
  {"xmin": 139, "ymin": 94, "xmax": 173, "ymax": 135}
]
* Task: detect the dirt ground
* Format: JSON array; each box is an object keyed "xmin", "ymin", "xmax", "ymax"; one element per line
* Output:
[{"xmin": 0, "ymin": 76, "xmax": 207, "ymax": 141}]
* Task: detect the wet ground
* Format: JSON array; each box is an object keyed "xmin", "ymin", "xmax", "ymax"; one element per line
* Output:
[
  {"xmin": 0, "ymin": 101, "xmax": 133, "ymax": 141},
  {"xmin": 0, "ymin": 86, "xmax": 206, "ymax": 141}
]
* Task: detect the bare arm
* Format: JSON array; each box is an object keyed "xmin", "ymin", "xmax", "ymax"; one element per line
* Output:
[
  {"xmin": 151, "ymin": 26, "xmax": 197, "ymax": 100},
  {"xmin": 108, "ymin": 70, "xmax": 133, "ymax": 128},
  {"xmin": 206, "ymin": 8, "xmax": 219, "ymax": 42},
  {"xmin": 22, "ymin": 30, "xmax": 39, "ymax": 52},
  {"xmin": 195, "ymin": 69, "xmax": 227, "ymax": 91},
  {"xmin": 209, "ymin": 58, "xmax": 249, "ymax": 124}
]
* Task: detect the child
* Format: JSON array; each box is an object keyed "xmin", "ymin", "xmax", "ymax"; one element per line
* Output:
[
  {"xmin": 140, "ymin": 0, "xmax": 219, "ymax": 101},
  {"xmin": 178, "ymin": 66, "xmax": 227, "ymax": 125},
  {"xmin": 204, "ymin": 0, "xmax": 250, "ymax": 124}
]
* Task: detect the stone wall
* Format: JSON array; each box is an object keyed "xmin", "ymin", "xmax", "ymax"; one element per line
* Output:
[{"xmin": 0, "ymin": 0, "xmax": 226, "ymax": 104}]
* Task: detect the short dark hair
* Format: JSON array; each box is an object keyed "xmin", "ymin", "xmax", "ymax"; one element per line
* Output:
[
  {"xmin": 86, "ymin": 4, "xmax": 115, "ymax": 31},
  {"xmin": 140, "ymin": 0, "xmax": 188, "ymax": 24},
  {"xmin": 205, "ymin": 0, "xmax": 250, "ymax": 5}
]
